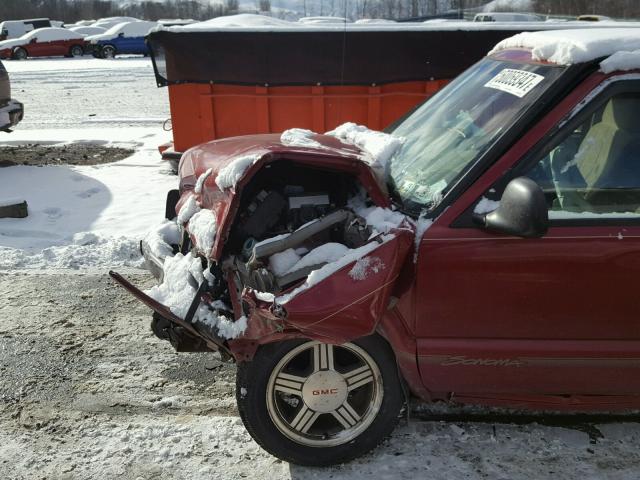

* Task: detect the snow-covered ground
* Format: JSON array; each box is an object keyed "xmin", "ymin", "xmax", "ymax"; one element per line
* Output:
[
  {"xmin": 4, "ymin": 57, "xmax": 169, "ymax": 130},
  {"xmin": 0, "ymin": 57, "xmax": 175, "ymax": 270}
]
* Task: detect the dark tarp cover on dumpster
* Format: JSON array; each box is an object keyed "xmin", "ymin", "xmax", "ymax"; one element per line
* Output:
[{"xmin": 147, "ymin": 29, "xmax": 535, "ymax": 87}]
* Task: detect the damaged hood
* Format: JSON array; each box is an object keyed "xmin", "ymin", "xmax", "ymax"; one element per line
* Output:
[{"xmin": 177, "ymin": 133, "xmax": 391, "ymax": 260}]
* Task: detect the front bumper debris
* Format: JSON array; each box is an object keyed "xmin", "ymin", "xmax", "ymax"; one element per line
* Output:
[{"xmin": 109, "ymin": 270, "xmax": 231, "ymax": 355}]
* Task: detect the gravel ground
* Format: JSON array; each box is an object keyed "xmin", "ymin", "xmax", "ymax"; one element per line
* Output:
[
  {"xmin": 4, "ymin": 272, "xmax": 640, "ymax": 480},
  {"xmin": 0, "ymin": 144, "xmax": 134, "ymax": 167}
]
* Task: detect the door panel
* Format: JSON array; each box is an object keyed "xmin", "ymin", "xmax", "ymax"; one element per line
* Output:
[
  {"xmin": 416, "ymin": 226, "xmax": 640, "ymax": 394},
  {"xmin": 415, "ymin": 75, "xmax": 640, "ymax": 398}
]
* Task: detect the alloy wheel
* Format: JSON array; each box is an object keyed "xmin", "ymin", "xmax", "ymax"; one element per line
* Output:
[
  {"xmin": 102, "ymin": 46, "xmax": 116, "ymax": 59},
  {"xmin": 266, "ymin": 341, "xmax": 383, "ymax": 447}
]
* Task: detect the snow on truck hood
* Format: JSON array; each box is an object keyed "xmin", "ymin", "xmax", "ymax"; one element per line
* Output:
[{"xmin": 490, "ymin": 28, "xmax": 640, "ymax": 70}]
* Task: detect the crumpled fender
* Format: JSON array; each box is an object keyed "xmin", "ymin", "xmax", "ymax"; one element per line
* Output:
[{"xmin": 234, "ymin": 226, "xmax": 414, "ymax": 349}]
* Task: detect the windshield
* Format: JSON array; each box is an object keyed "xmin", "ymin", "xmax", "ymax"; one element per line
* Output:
[{"xmin": 389, "ymin": 57, "xmax": 566, "ymax": 213}]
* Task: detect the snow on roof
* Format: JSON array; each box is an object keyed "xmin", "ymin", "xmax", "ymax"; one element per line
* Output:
[
  {"xmin": 157, "ymin": 13, "xmax": 640, "ymax": 33},
  {"xmin": 489, "ymin": 28, "xmax": 640, "ymax": 65},
  {"xmin": 600, "ymin": 50, "xmax": 640, "ymax": 73}
]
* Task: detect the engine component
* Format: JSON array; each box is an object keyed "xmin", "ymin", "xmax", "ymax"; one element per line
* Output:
[
  {"xmin": 247, "ymin": 209, "xmax": 351, "ymax": 268},
  {"xmin": 340, "ymin": 215, "xmax": 371, "ymax": 248},
  {"xmin": 232, "ymin": 209, "xmax": 373, "ymax": 294},
  {"xmin": 287, "ymin": 193, "xmax": 331, "ymax": 228},
  {"xmin": 238, "ymin": 190, "xmax": 287, "ymax": 239}
]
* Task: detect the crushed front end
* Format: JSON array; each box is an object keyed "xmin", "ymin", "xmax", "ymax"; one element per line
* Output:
[{"xmin": 111, "ymin": 128, "xmax": 415, "ymax": 362}]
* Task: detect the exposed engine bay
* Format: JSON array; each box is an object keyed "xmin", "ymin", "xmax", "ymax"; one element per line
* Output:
[
  {"xmin": 226, "ymin": 163, "xmax": 373, "ymax": 294},
  {"xmin": 180, "ymin": 162, "xmax": 377, "ymax": 295},
  {"xmin": 127, "ymin": 157, "xmax": 412, "ymax": 356}
]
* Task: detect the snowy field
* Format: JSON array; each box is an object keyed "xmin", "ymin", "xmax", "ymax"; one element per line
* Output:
[
  {"xmin": 2, "ymin": 57, "xmax": 640, "ymax": 479},
  {"xmin": 0, "ymin": 57, "xmax": 174, "ymax": 270}
]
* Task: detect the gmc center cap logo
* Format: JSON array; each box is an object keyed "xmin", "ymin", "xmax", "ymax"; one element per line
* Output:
[{"xmin": 302, "ymin": 371, "xmax": 348, "ymax": 413}]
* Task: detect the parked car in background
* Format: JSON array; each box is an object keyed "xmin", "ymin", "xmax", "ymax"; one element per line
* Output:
[
  {"xmin": 68, "ymin": 26, "xmax": 107, "ymax": 36},
  {"xmin": 474, "ymin": 12, "xmax": 543, "ymax": 21},
  {"xmin": 86, "ymin": 21, "xmax": 157, "ymax": 58},
  {"xmin": 113, "ymin": 28, "xmax": 640, "ymax": 466},
  {"xmin": 0, "ymin": 18, "xmax": 51, "ymax": 40},
  {"xmin": 0, "ymin": 28, "xmax": 85, "ymax": 59},
  {"xmin": 578, "ymin": 14, "xmax": 613, "ymax": 21},
  {"xmin": 0, "ymin": 59, "xmax": 23, "ymax": 131}
]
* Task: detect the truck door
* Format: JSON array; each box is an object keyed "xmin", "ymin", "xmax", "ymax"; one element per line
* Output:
[{"xmin": 416, "ymin": 75, "xmax": 640, "ymax": 397}]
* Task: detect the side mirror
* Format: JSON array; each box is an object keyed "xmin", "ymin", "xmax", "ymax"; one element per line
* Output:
[
  {"xmin": 30, "ymin": 38, "xmax": 37, "ymax": 43},
  {"xmin": 118, "ymin": 32, "xmax": 125, "ymax": 38},
  {"xmin": 475, "ymin": 177, "xmax": 548, "ymax": 238}
]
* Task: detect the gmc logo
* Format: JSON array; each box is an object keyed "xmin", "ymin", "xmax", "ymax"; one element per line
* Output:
[{"xmin": 312, "ymin": 388, "xmax": 338, "ymax": 395}]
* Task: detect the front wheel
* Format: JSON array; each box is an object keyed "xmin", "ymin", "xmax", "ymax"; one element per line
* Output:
[
  {"xmin": 236, "ymin": 336, "xmax": 404, "ymax": 466},
  {"xmin": 101, "ymin": 45, "xmax": 116, "ymax": 59},
  {"xmin": 69, "ymin": 45, "xmax": 84, "ymax": 57},
  {"xmin": 12, "ymin": 47, "xmax": 27, "ymax": 60}
]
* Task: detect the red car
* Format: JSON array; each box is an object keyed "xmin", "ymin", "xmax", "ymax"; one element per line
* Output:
[
  {"xmin": 113, "ymin": 28, "xmax": 640, "ymax": 465},
  {"xmin": 0, "ymin": 27, "xmax": 85, "ymax": 60}
]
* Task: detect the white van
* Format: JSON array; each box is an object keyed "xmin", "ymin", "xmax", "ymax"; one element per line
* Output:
[{"xmin": 0, "ymin": 18, "xmax": 51, "ymax": 40}]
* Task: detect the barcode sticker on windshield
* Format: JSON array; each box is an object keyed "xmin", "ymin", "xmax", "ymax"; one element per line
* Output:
[{"xmin": 484, "ymin": 69, "xmax": 545, "ymax": 98}]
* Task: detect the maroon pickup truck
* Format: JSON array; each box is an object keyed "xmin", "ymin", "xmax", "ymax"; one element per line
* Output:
[{"xmin": 113, "ymin": 28, "xmax": 640, "ymax": 465}]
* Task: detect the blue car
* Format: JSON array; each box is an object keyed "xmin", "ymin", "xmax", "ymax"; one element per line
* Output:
[{"xmin": 86, "ymin": 21, "xmax": 157, "ymax": 58}]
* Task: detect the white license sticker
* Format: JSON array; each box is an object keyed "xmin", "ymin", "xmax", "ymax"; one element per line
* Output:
[{"xmin": 484, "ymin": 69, "xmax": 545, "ymax": 98}]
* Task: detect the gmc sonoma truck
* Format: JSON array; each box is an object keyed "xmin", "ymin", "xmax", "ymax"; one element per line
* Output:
[{"xmin": 113, "ymin": 28, "xmax": 640, "ymax": 465}]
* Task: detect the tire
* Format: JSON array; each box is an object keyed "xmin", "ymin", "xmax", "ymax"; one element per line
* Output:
[
  {"xmin": 70, "ymin": 45, "xmax": 84, "ymax": 57},
  {"xmin": 101, "ymin": 45, "xmax": 116, "ymax": 59},
  {"xmin": 236, "ymin": 335, "xmax": 404, "ymax": 466},
  {"xmin": 12, "ymin": 47, "xmax": 27, "ymax": 60}
]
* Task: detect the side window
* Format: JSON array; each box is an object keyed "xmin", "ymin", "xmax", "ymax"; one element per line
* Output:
[{"xmin": 524, "ymin": 91, "xmax": 640, "ymax": 220}]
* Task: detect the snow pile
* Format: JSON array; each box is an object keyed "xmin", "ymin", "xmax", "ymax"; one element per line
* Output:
[
  {"xmin": 164, "ymin": 13, "xmax": 294, "ymax": 30},
  {"xmin": 194, "ymin": 167, "xmax": 213, "ymax": 194},
  {"xmin": 269, "ymin": 248, "xmax": 302, "ymax": 276},
  {"xmin": 280, "ymin": 128, "xmax": 323, "ymax": 148},
  {"xmin": 276, "ymin": 237, "xmax": 392, "ymax": 304},
  {"xmin": 177, "ymin": 195, "xmax": 200, "ymax": 224},
  {"xmin": 215, "ymin": 154, "xmax": 260, "ymax": 190},
  {"xmin": 0, "ymin": 234, "xmax": 142, "ymax": 270},
  {"xmin": 355, "ymin": 205, "xmax": 408, "ymax": 235},
  {"xmin": 201, "ymin": 313, "xmax": 248, "ymax": 340},
  {"xmin": 146, "ymin": 252, "xmax": 247, "ymax": 339},
  {"xmin": 254, "ymin": 291, "xmax": 275, "ymax": 302},
  {"xmin": 349, "ymin": 256, "xmax": 385, "ymax": 281},
  {"xmin": 285, "ymin": 243, "xmax": 350, "ymax": 273},
  {"xmin": 187, "ymin": 209, "xmax": 217, "ymax": 255},
  {"xmin": 600, "ymin": 50, "xmax": 640, "ymax": 73},
  {"xmin": 0, "ymin": 128, "xmax": 175, "ymax": 270},
  {"xmin": 142, "ymin": 220, "xmax": 181, "ymax": 259},
  {"xmin": 327, "ymin": 122, "xmax": 404, "ymax": 170},
  {"xmin": 489, "ymin": 28, "xmax": 640, "ymax": 65},
  {"xmin": 146, "ymin": 252, "xmax": 203, "ymax": 318}
]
